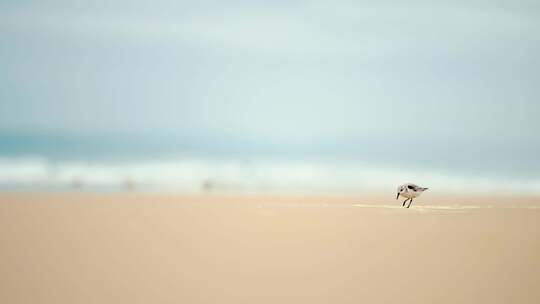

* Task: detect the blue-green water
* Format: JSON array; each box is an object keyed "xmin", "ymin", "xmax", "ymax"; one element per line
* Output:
[{"xmin": 1, "ymin": 133, "xmax": 539, "ymax": 194}]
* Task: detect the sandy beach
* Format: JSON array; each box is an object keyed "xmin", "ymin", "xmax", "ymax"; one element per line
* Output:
[{"xmin": 1, "ymin": 192, "xmax": 539, "ymax": 304}]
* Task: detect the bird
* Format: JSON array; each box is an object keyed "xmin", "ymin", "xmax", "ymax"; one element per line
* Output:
[{"xmin": 396, "ymin": 183, "xmax": 428, "ymax": 208}]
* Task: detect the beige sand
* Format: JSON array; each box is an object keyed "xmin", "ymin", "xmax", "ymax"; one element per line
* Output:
[{"xmin": 1, "ymin": 193, "xmax": 539, "ymax": 304}]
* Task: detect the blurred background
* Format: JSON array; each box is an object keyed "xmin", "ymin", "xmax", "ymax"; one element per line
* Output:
[{"xmin": 1, "ymin": 0, "xmax": 539, "ymax": 194}]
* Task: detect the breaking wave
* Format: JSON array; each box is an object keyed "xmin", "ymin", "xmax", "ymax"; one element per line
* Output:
[{"xmin": 1, "ymin": 156, "xmax": 539, "ymax": 194}]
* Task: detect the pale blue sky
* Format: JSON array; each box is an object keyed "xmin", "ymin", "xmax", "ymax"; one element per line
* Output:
[{"xmin": 1, "ymin": 1, "xmax": 539, "ymax": 178}]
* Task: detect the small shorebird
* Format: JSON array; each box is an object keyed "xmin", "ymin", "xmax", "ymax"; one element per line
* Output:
[{"xmin": 396, "ymin": 183, "xmax": 428, "ymax": 208}]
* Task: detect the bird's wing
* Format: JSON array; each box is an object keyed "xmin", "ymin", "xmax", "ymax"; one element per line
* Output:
[{"xmin": 407, "ymin": 184, "xmax": 421, "ymax": 191}]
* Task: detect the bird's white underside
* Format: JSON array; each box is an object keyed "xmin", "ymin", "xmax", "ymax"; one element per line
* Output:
[{"xmin": 400, "ymin": 191, "xmax": 422, "ymax": 199}]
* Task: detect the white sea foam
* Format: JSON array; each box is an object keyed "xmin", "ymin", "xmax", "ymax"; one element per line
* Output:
[
  {"xmin": 0, "ymin": 156, "xmax": 539, "ymax": 194},
  {"xmin": 351, "ymin": 204, "xmax": 540, "ymax": 213},
  {"xmin": 352, "ymin": 204, "xmax": 492, "ymax": 210}
]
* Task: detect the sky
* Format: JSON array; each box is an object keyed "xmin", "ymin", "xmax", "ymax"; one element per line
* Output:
[{"xmin": 0, "ymin": 0, "xmax": 539, "ymax": 183}]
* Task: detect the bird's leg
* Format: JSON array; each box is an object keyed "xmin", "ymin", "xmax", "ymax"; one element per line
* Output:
[
  {"xmin": 407, "ymin": 198, "xmax": 413, "ymax": 208},
  {"xmin": 402, "ymin": 198, "xmax": 409, "ymax": 207}
]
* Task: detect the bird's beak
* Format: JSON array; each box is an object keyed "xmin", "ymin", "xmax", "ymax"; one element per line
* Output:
[{"xmin": 396, "ymin": 193, "xmax": 400, "ymax": 200}]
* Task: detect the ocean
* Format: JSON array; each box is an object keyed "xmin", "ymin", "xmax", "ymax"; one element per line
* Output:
[{"xmin": 1, "ymin": 133, "xmax": 539, "ymax": 194}]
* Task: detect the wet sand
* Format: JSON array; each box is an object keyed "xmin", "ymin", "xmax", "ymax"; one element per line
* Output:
[{"xmin": 1, "ymin": 193, "xmax": 539, "ymax": 303}]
